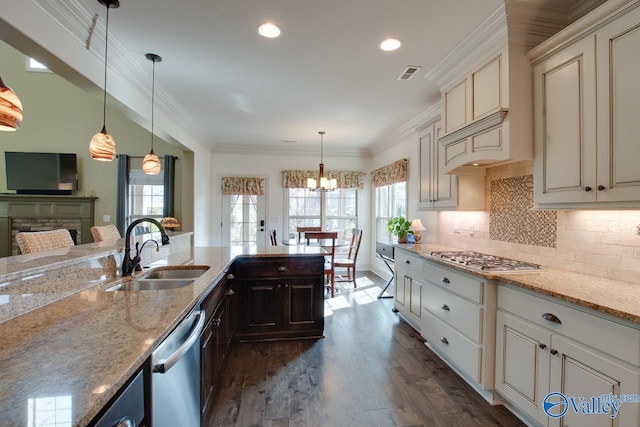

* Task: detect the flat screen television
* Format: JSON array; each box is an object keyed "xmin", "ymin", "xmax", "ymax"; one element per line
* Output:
[{"xmin": 5, "ymin": 152, "xmax": 78, "ymax": 195}]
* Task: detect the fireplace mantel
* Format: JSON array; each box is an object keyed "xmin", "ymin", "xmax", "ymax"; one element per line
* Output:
[{"xmin": 0, "ymin": 195, "xmax": 97, "ymax": 256}]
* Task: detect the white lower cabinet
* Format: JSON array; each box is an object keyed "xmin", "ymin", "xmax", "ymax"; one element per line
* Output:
[
  {"xmin": 394, "ymin": 250, "xmax": 424, "ymax": 331},
  {"xmin": 419, "ymin": 257, "xmax": 497, "ymax": 399},
  {"xmin": 496, "ymin": 285, "xmax": 640, "ymax": 426}
]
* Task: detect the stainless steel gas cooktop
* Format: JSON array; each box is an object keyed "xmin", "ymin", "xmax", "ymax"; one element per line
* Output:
[{"xmin": 429, "ymin": 251, "xmax": 541, "ymax": 272}]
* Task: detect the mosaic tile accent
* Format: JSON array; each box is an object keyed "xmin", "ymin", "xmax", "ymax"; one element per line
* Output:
[{"xmin": 490, "ymin": 175, "xmax": 557, "ymax": 247}]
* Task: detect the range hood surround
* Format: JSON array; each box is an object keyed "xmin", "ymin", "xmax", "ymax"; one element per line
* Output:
[{"xmin": 425, "ymin": 0, "xmax": 605, "ymax": 174}]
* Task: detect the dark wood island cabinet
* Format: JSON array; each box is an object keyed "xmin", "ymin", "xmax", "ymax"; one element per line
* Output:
[
  {"xmin": 235, "ymin": 256, "xmax": 325, "ymax": 341},
  {"xmin": 200, "ymin": 266, "xmax": 236, "ymax": 425}
]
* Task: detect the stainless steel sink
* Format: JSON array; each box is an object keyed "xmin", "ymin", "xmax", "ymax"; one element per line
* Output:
[
  {"xmin": 141, "ymin": 267, "xmax": 209, "ymax": 280},
  {"xmin": 105, "ymin": 278, "xmax": 195, "ymax": 292}
]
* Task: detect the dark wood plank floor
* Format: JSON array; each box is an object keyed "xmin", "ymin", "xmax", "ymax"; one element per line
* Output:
[{"xmin": 208, "ymin": 272, "xmax": 525, "ymax": 427}]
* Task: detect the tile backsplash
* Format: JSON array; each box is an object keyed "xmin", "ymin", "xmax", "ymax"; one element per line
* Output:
[
  {"xmin": 434, "ymin": 161, "xmax": 640, "ymax": 285},
  {"xmin": 490, "ymin": 175, "xmax": 557, "ymax": 248}
]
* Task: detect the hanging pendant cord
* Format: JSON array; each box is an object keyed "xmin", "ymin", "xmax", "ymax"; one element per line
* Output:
[
  {"xmin": 102, "ymin": 4, "xmax": 110, "ymax": 127},
  {"xmin": 151, "ymin": 58, "xmax": 156, "ymax": 151}
]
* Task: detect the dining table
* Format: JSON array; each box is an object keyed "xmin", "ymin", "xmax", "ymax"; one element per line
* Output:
[{"xmin": 282, "ymin": 238, "xmax": 350, "ymax": 248}]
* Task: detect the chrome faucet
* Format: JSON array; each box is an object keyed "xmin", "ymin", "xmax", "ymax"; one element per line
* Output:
[{"xmin": 121, "ymin": 218, "xmax": 170, "ymax": 276}]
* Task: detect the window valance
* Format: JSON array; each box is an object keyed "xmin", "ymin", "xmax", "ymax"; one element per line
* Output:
[
  {"xmin": 282, "ymin": 170, "xmax": 364, "ymax": 189},
  {"xmin": 221, "ymin": 176, "xmax": 265, "ymax": 195},
  {"xmin": 371, "ymin": 158, "xmax": 408, "ymax": 188}
]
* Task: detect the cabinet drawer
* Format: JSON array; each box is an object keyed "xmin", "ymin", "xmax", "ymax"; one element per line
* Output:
[
  {"xmin": 499, "ymin": 285, "xmax": 640, "ymax": 367},
  {"xmin": 422, "ymin": 282, "xmax": 482, "ymax": 343},
  {"xmin": 423, "ymin": 261, "xmax": 484, "ymax": 304},
  {"xmin": 422, "ymin": 309, "xmax": 482, "ymax": 382},
  {"xmin": 394, "ymin": 250, "xmax": 421, "ymax": 275},
  {"xmin": 242, "ymin": 257, "xmax": 323, "ymax": 278}
]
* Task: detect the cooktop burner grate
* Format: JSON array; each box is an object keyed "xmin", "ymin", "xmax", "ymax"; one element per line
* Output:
[{"xmin": 429, "ymin": 251, "xmax": 541, "ymax": 272}]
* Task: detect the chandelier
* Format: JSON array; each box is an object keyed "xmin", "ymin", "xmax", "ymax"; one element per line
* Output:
[{"xmin": 307, "ymin": 131, "xmax": 336, "ymax": 192}]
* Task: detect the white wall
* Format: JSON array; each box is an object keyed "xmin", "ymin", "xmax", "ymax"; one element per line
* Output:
[{"xmin": 209, "ymin": 149, "xmax": 373, "ymax": 266}]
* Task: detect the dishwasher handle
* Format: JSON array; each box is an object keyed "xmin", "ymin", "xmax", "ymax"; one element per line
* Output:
[{"xmin": 153, "ymin": 310, "xmax": 205, "ymax": 374}]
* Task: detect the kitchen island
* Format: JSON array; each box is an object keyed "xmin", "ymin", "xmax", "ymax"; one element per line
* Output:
[{"xmin": 0, "ymin": 240, "xmax": 326, "ymax": 427}]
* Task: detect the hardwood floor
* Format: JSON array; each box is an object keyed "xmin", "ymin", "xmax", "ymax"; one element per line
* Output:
[{"xmin": 208, "ymin": 272, "xmax": 525, "ymax": 427}]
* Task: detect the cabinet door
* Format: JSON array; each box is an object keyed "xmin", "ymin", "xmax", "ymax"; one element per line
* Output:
[
  {"xmin": 432, "ymin": 120, "xmax": 458, "ymax": 209},
  {"xmin": 408, "ymin": 275, "xmax": 423, "ymax": 324},
  {"xmin": 240, "ymin": 278, "xmax": 282, "ymax": 334},
  {"xmin": 200, "ymin": 318, "xmax": 215, "ymax": 422},
  {"xmin": 533, "ymin": 35, "xmax": 597, "ymax": 204},
  {"xmin": 394, "ymin": 272, "xmax": 408, "ymax": 312},
  {"xmin": 418, "ymin": 124, "xmax": 437, "ymax": 209},
  {"xmin": 495, "ymin": 311, "xmax": 551, "ymax": 426},
  {"xmin": 283, "ymin": 276, "xmax": 324, "ymax": 334},
  {"xmin": 419, "ymin": 120, "xmax": 457, "ymax": 210},
  {"xmin": 548, "ymin": 335, "xmax": 640, "ymax": 427},
  {"xmin": 595, "ymin": 6, "xmax": 640, "ymax": 203}
]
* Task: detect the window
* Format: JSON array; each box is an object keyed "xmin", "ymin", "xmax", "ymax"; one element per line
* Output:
[
  {"xmin": 286, "ymin": 188, "xmax": 357, "ymax": 239},
  {"xmin": 375, "ymin": 181, "xmax": 406, "ymax": 242},
  {"xmin": 128, "ymin": 169, "xmax": 164, "ymax": 233}
]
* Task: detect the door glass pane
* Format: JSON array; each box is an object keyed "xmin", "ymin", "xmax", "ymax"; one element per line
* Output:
[{"xmin": 230, "ymin": 195, "xmax": 258, "ymax": 246}]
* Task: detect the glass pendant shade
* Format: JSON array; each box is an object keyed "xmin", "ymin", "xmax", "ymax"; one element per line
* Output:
[
  {"xmin": 90, "ymin": 0, "xmax": 119, "ymax": 161},
  {"xmin": 142, "ymin": 150, "xmax": 161, "ymax": 175},
  {"xmin": 144, "ymin": 53, "xmax": 162, "ymax": 175},
  {"xmin": 89, "ymin": 126, "xmax": 116, "ymax": 161},
  {"xmin": 0, "ymin": 77, "xmax": 23, "ymax": 131}
]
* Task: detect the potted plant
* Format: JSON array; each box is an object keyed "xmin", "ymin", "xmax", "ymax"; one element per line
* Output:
[{"xmin": 386, "ymin": 216, "xmax": 414, "ymax": 243}]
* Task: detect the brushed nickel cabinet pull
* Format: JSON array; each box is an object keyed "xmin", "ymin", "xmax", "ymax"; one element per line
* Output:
[
  {"xmin": 440, "ymin": 336, "xmax": 449, "ymax": 344},
  {"xmin": 277, "ymin": 266, "xmax": 287, "ymax": 272},
  {"xmin": 441, "ymin": 277, "xmax": 450, "ymax": 284},
  {"xmin": 441, "ymin": 304, "xmax": 450, "ymax": 311}
]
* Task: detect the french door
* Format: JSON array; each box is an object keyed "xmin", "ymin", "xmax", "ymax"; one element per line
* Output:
[{"xmin": 221, "ymin": 193, "xmax": 267, "ymax": 247}]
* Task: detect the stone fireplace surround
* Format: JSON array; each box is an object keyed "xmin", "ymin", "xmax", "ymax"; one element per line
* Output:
[{"xmin": 0, "ymin": 195, "xmax": 96, "ymax": 256}]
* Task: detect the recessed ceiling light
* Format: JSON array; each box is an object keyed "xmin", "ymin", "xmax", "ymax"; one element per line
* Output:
[
  {"xmin": 258, "ymin": 23, "xmax": 281, "ymax": 38},
  {"xmin": 379, "ymin": 38, "xmax": 401, "ymax": 51}
]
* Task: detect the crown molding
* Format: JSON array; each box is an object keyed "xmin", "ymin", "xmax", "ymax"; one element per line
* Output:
[
  {"xmin": 211, "ymin": 142, "xmax": 366, "ymax": 158},
  {"xmin": 368, "ymin": 103, "xmax": 442, "ymax": 157},
  {"xmin": 528, "ymin": 0, "xmax": 638, "ymax": 63},
  {"xmin": 33, "ymin": 0, "xmax": 205, "ymax": 147},
  {"xmin": 424, "ymin": 3, "xmax": 508, "ymax": 88}
]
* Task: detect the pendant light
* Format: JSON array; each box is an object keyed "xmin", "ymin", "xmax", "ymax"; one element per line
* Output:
[
  {"xmin": 142, "ymin": 53, "xmax": 161, "ymax": 175},
  {"xmin": 307, "ymin": 131, "xmax": 337, "ymax": 192},
  {"xmin": 89, "ymin": 0, "xmax": 119, "ymax": 161},
  {"xmin": 0, "ymin": 76, "xmax": 23, "ymax": 131}
]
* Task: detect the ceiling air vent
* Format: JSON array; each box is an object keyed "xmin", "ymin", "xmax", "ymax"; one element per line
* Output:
[{"xmin": 397, "ymin": 65, "xmax": 422, "ymax": 81}]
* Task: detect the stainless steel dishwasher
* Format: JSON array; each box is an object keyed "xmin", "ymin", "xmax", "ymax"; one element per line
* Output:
[{"xmin": 151, "ymin": 308, "xmax": 205, "ymax": 427}]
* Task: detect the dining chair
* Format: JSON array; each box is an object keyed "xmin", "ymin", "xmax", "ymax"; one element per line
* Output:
[
  {"xmin": 269, "ymin": 229, "xmax": 278, "ymax": 246},
  {"xmin": 305, "ymin": 231, "xmax": 338, "ymax": 298},
  {"xmin": 297, "ymin": 226, "xmax": 321, "ymax": 243},
  {"xmin": 334, "ymin": 228, "xmax": 363, "ymax": 286},
  {"xmin": 15, "ymin": 229, "xmax": 75, "ymax": 254},
  {"xmin": 91, "ymin": 225, "xmax": 122, "ymax": 242}
]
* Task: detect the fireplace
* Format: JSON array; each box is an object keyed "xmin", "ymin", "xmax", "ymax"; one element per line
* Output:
[{"xmin": 0, "ymin": 195, "xmax": 96, "ymax": 256}]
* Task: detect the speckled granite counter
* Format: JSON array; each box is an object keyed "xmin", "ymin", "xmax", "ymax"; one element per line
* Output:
[
  {"xmin": 0, "ymin": 244, "xmax": 325, "ymax": 427},
  {"xmin": 395, "ymin": 244, "xmax": 640, "ymax": 324}
]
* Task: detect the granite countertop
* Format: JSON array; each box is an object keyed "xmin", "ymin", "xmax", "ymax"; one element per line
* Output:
[
  {"xmin": 394, "ymin": 244, "xmax": 640, "ymax": 324},
  {"xmin": 0, "ymin": 244, "xmax": 325, "ymax": 427}
]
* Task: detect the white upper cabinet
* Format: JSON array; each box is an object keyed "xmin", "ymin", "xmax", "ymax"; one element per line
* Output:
[
  {"xmin": 425, "ymin": 1, "xmax": 564, "ymax": 175},
  {"xmin": 529, "ymin": 0, "xmax": 640, "ymax": 207},
  {"xmin": 417, "ymin": 116, "xmax": 485, "ymax": 211}
]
